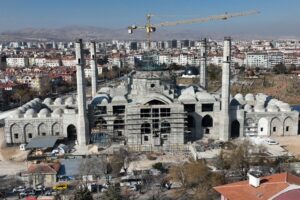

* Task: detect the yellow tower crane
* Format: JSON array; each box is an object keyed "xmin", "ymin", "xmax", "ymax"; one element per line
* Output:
[{"xmin": 128, "ymin": 10, "xmax": 260, "ymax": 48}]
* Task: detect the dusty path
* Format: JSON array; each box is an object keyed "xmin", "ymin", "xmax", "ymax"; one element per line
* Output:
[{"xmin": 0, "ymin": 128, "xmax": 27, "ymax": 175}]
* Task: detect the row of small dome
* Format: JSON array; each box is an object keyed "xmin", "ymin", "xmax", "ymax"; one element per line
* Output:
[
  {"xmin": 242, "ymin": 102, "xmax": 291, "ymax": 113},
  {"xmin": 11, "ymin": 107, "xmax": 64, "ymax": 118},
  {"xmin": 91, "ymin": 93, "xmax": 128, "ymax": 105},
  {"xmin": 43, "ymin": 96, "xmax": 76, "ymax": 106},
  {"xmin": 18, "ymin": 98, "xmax": 42, "ymax": 112},
  {"xmin": 234, "ymin": 93, "xmax": 269, "ymax": 105},
  {"xmin": 178, "ymin": 86, "xmax": 215, "ymax": 102}
]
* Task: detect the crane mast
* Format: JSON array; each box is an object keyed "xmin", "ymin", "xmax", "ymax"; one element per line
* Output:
[{"xmin": 128, "ymin": 10, "xmax": 260, "ymax": 49}]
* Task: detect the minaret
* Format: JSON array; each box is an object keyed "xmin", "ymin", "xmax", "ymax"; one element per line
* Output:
[
  {"xmin": 90, "ymin": 41, "xmax": 97, "ymax": 98},
  {"xmin": 199, "ymin": 38, "xmax": 207, "ymax": 89},
  {"xmin": 75, "ymin": 39, "xmax": 89, "ymax": 146},
  {"xmin": 220, "ymin": 37, "xmax": 231, "ymax": 141}
]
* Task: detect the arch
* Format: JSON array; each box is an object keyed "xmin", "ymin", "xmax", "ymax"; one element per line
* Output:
[
  {"xmin": 202, "ymin": 115, "xmax": 213, "ymax": 127},
  {"xmin": 231, "ymin": 120, "xmax": 240, "ymax": 138},
  {"xmin": 142, "ymin": 93, "xmax": 173, "ymax": 105},
  {"xmin": 38, "ymin": 123, "xmax": 48, "ymax": 136},
  {"xmin": 94, "ymin": 117, "xmax": 107, "ymax": 130},
  {"xmin": 141, "ymin": 122, "xmax": 151, "ymax": 134},
  {"xmin": 161, "ymin": 121, "xmax": 171, "ymax": 134},
  {"xmin": 283, "ymin": 117, "xmax": 293, "ymax": 136},
  {"xmin": 52, "ymin": 123, "xmax": 61, "ymax": 136},
  {"xmin": 258, "ymin": 117, "xmax": 269, "ymax": 136},
  {"xmin": 67, "ymin": 124, "xmax": 77, "ymax": 140},
  {"xmin": 270, "ymin": 117, "xmax": 282, "ymax": 136},
  {"xmin": 24, "ymin": 123, "xmax": 34, "ymax": 142},
  {"xmin": 10, "ymin": 123, "xmax": 22, "ymax": 143}
]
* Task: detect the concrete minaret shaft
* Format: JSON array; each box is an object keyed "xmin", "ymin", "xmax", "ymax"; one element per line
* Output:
[
  {"xmin": 199, "ymin": 38, "xmax": 207, "ymax": 89},
  {"xmin": 75, "ymin": 39, "xmax": 89, "ymax": 145},
  {"xmin": 90, "ymin": 41, "xmax": 97, "ymax": 98},
  {"xmin": 220, "ymin": 37, "xmax": 231, "ymax": 141}
]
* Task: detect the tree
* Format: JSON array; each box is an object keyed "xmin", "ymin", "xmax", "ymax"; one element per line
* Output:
[
  {"xmin": 101, "ymin": 185, "xmax": 122, "ymax": 200},
  {"xmin": 273, "ymin": 63, "xmax": 286, "ymax": 74},
  {"xmin": 74, "ymin": 187, "xmax": 93, "ymax": 200}
]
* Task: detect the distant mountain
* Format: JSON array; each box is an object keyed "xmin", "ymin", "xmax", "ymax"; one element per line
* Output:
[{"xmin": 0, "ymin": 25, "xmax": 299, "ymax": 41}]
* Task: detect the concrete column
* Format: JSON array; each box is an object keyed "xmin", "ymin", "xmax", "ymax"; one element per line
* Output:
[
  {"xmin": 199, "ymin": 38, "xmax": 207, "ymax": 89},
  {"xmin": 75, "ymin": 39, "xmax": 89, "ymax": 146},
  {"xmin": 90, "ymin": 41, "xmax": 97, "ymax": 98},
  {"xmin": 220, "ymin": 37, "xmax": 231, "ymax": 141}
]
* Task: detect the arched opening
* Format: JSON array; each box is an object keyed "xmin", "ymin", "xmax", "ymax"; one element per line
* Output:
[
  {"xmin": 24, "ymin": 123, "xmax": 34, "ymax": 142},
  {"xmin": 231, "ymin": 120, "xmax": 240, "ymax": 138},
  {"xmin": 202, "ymin": 115, "xmax": 213, "ymax": 134},
  {"xmin": 283, "ymin": 117, "xmax": 293, "ymax": 136},
  {"xmin": 67, "ymin": 125, "xmax": 77, "ymax": 141},
  {"xmin": 270, "ymin": 117, "xmax": 282, "ymax": 136},
  {"xmin": 258, "ymin": 118, "xmax": 268, "ymax": 136},
  {"xmin": 145, "ymin": 99, "xmax": 166, "ymax": 105},
  {"xmin": 52, "ymin": 123, "xmax": 60, "ymax": 136},
  {"xmin": 38, "ymin": 123, "xmax": 48, "ymax": 136},
  {"xmin": 11, "ymin": 124, "xmax": 22, "ymax": 143},
  {"xmin": 94, "ymin": 117, "xmax": 107, "ymax": 130}
]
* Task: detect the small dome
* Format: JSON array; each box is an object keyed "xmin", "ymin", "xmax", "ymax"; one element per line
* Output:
[
  {"xmin": 234, "ymin": 93, "xmax": 244, "ymax": 101},
  {"xmin": 10, "ymin": 109, "xmax": 22, "ymax": 118},
  {"xmin": 52, "ymin": 108, "xmax": 63, "ymax": 116},
  {"xmin": 244, "ymin": 104, "xmax": 253, "ymax": 112},
  {"xmin": 230, "ymin": 98, "xmax": 240, "ymax": 107},
  {"xmin": 267, "ymin": 104, "xmax": 279, "ymax": 112},
  {"xmin": 268, "ymin": 99, "xmax": 279, "ymax": 106},
  {"xmin": 91, "ymin": 94, "xmax": 110, "ymax": 106},
  {"xmin": 280, "ymin": 103, "xmax": 291, "ymax": 112},
  {"xmin": 65, "ymin": 97, "xmax": 74, "ymax": 105},
  {"xmin": 38, "ymin": 108, "xmax": 50, "ymax": 117},
  {"xmin": 25, "ymin": 108, "xmax": 36, "ymax": 115},
  {"xmin": 112, "ymin": 95, "xmax": 127, "ymax": 104},
  {"xmin": 43, "ymin": 98, "xmax": 53, "ymax": 105},
  {"xmin": 254, "ymin": 103, "xmax": 265, "ymax": 112},
  {"xmin": 184, "ymin": 67, "xmax": 199, "ymax": 76},
  {"xmin": 245, "ymin": 93, "xmax": 255, "ymax": 101},
  {"xmin": 54, "ymin": 98, "xmax": 63, "ymax": 105},
  {"xmin": 18, "ymin": 107, "xmax": 27, "ymax": 113},
  {"xmin": 33, "ymin": 98, "xmax": 42, "ymax": 103},
  {"xmin": 196, "ymin": 92, "xmax": 215, "ymax": 101}
]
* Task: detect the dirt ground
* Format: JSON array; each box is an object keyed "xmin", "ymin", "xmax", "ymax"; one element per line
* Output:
[
  {"xmin": 232, "ymin": 74, "xmax": 300, "ymax": 105},
  {"xmin": 0, "ymin": 127, "xmax": 28, "ymax": 175},
  {"xmin": 271, "ymin": 136, "xmax": 300, "ymax": 157}
]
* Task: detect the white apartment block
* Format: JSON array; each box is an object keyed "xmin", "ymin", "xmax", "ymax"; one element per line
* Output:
[
  {"xmin": 62, "ymin": 59, "xmax": 77, "ymax": 67},
  {"xmin": 6, "ymin": 57, "xmax": 29, "ymax": 67},
  {"xmin": 45, "ymin": 59, "xmax": 61, "ymax": 67},
  {"xmin": 245, "ymin": 53, "xmax": 269, "ymax": 68}
]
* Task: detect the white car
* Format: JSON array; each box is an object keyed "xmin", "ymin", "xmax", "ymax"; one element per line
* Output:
[{"xmin": 264, "ymin": 139, "xmax": 278, "ymax": 145}]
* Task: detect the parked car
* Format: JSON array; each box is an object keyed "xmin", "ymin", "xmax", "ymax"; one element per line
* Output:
[
  {"xmin": 12, "ymin": 186, "xmax": 25, "ymax": 193},
  {"xmin": 53, "ymin": 183, "xmax": 68, "ymax": 190},
  {"xmin": 264, "ymin": 138, "xmax": 278, "ymax": 145}
]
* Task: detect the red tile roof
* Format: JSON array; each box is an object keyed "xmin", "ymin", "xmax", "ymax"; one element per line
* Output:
[
  {"xmin": 273, "ymin": 188, "xmax": 300, "ymax": 200},
  {"xmin": 214, "ymin": 173, "xmax": 300, "ymax": 200},
  {"xmin": 27, "ymin": 162, "xmax": 60, "ymax": 174}
]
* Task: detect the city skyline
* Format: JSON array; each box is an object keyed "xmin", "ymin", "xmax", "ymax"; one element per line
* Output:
[{"xmin": 1, "ymin": 0, "xmax": 300, "ymax": 39}]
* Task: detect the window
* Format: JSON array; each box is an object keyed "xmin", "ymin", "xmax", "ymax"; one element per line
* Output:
[
  {"xmin": 150, "ymin": 83, "xmax": 155, "ymax": 88},
  {"xmin": 260, "ymin": 128, "xmax": 263, "ymax": 132},
  {"xmin": 42, "ymin": 132, "xmax": 46, "ymax": 136},
  {"xmin": 55, "ymin": 132, "xmax": 59, "ymax": 136},
  {"xmin": 113, "ymin": 105, "xmax": 125, "ymax": 115},
  {"xmin": 273, "ymin": 127, "xmax": 276, "ymax": 132},
  {"xmin": 184, "ymin": 104, "xmax": 195, "ymax": 113},
  {"xmin": 205, "ymin": 128, "xmax": 210, "ymax": 134},
  {"xmin": 202, "ymin": 104, "xmax": 214, "ymax": 112},
  {"xmin": 28, "ymin": 133, "xmax": 32, "ymax": 138},
  {"xmin": 286, "ymin": 126, "xmax": 289, "ymax": 132},
  {"xmin": 141, "ymin": 108, "xmax": 151, "ymax": 118},
  {"xmin": 144, "ymin": 136, "xmax": 149, "ymax": 141},
  {"xmin": 98, "ymin": 106, "xmax": 107, "ymax": 114},
  {"xmin": 160, "ymin": 108, "xmax": 171, "ymax": 117},
  {"xmin": 14, "ymin": 134, "xmax": 19, "ymax": 139}
]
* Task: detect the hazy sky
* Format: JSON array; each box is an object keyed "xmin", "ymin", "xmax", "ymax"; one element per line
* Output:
[{"xmin": 0, "ymin": 0, "xmax": 300, "ymax": 37}]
